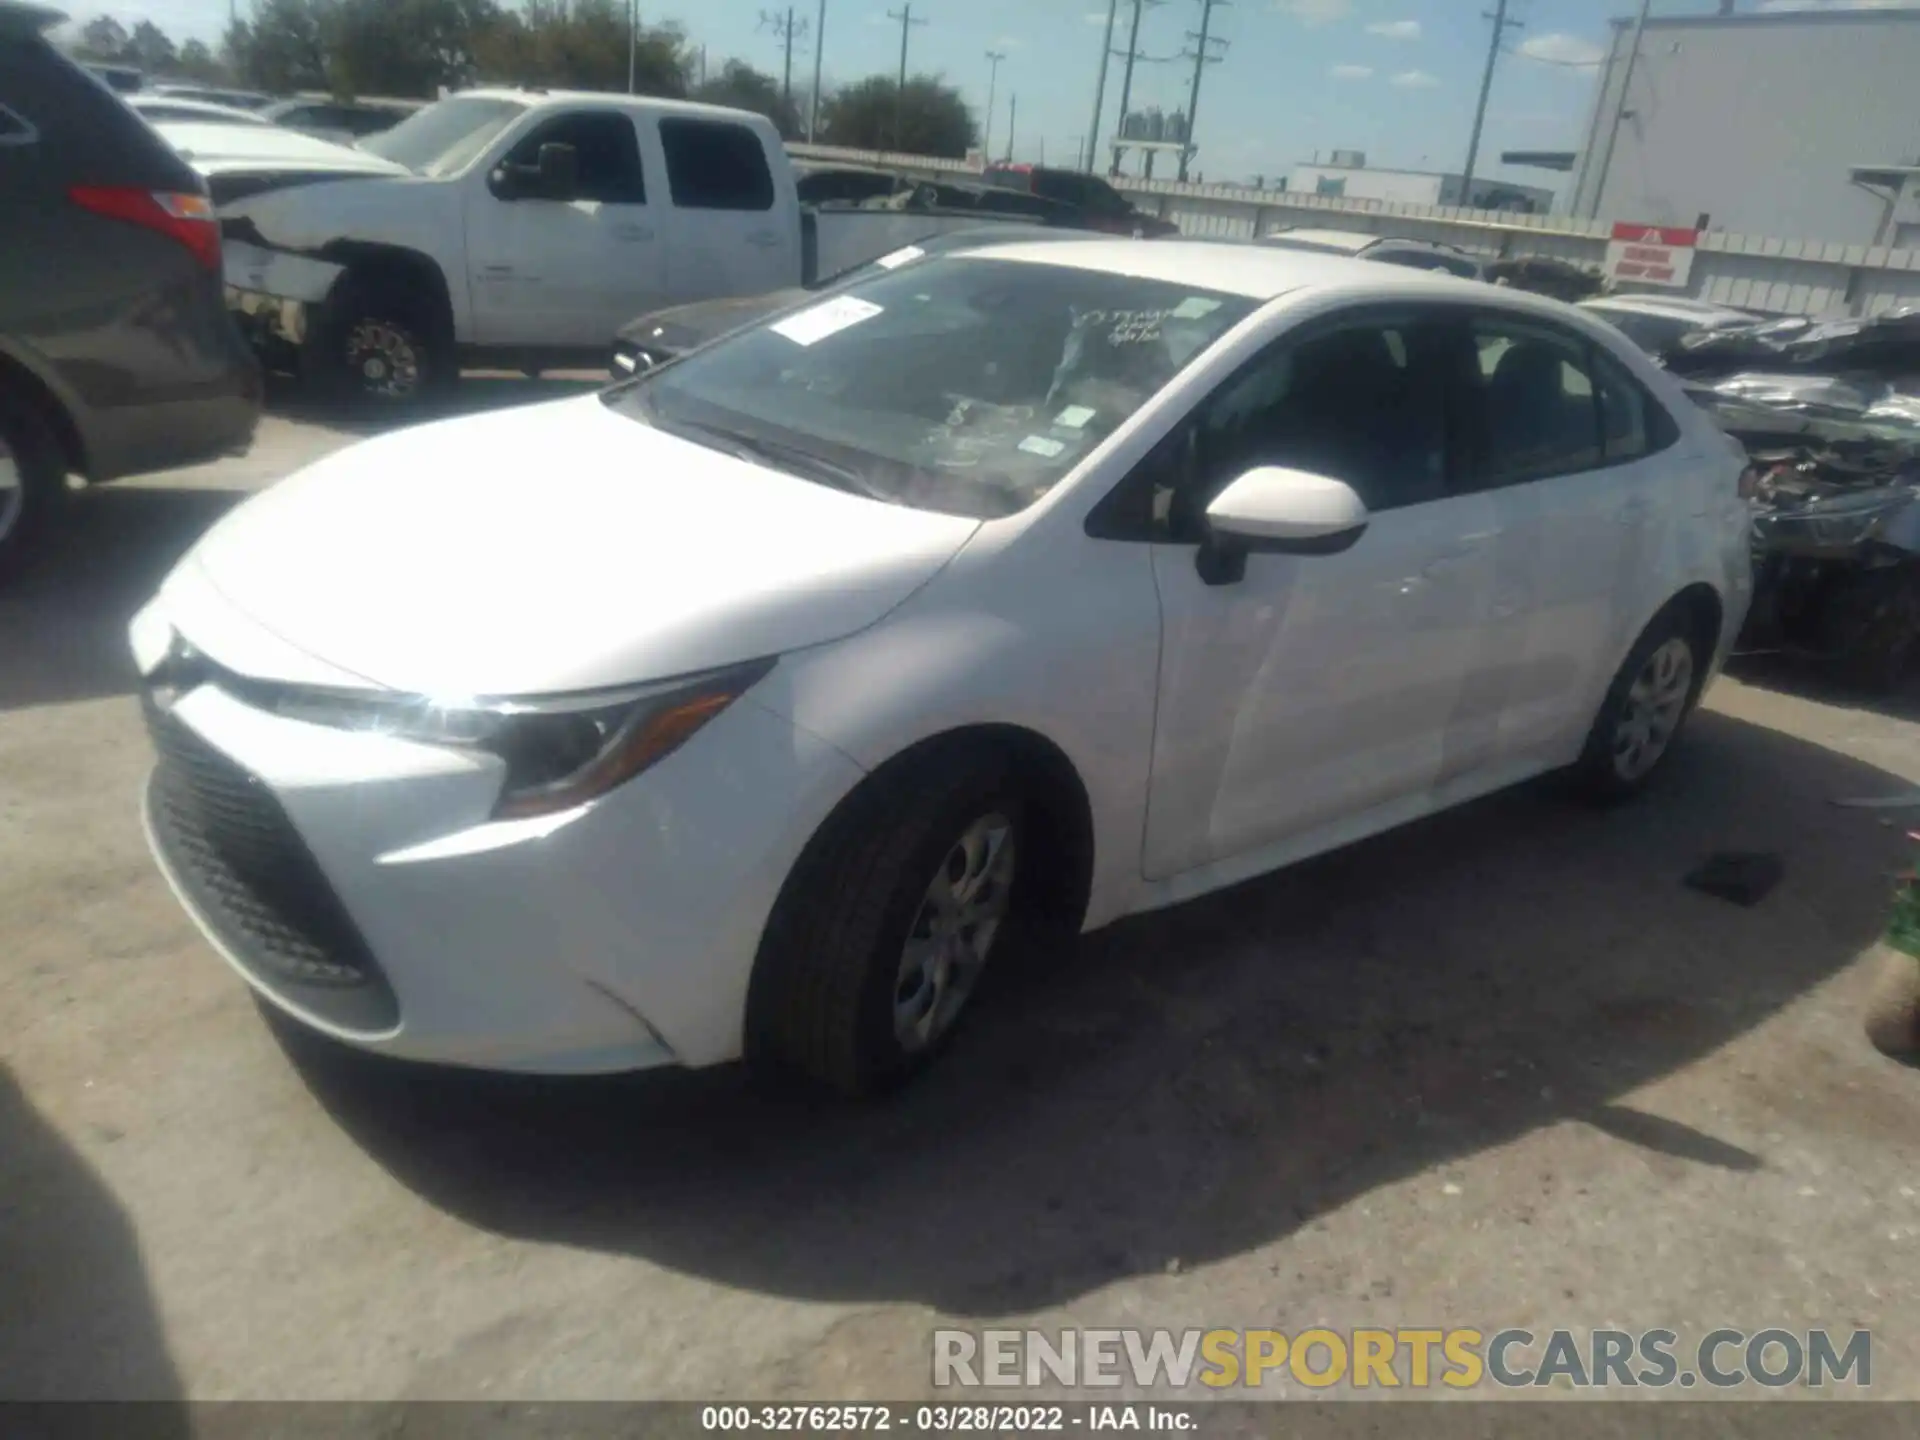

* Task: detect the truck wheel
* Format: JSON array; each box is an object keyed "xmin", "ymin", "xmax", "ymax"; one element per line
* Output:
[
  {"xmin": 311, "ymin": 274, "xmax": 451, "ymax": 412},
  {"xmin": 0, "ymin": 384, "xmax": 65, "ymax": 584}
]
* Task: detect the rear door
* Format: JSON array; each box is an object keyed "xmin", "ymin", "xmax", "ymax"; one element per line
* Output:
[
  {"xmin": 465, "ymin": 108, "xmax": 667, "ymax": 348},
  {"xmin": 654, "ymin": 115, "xmax": 799, "ymax": 304}
]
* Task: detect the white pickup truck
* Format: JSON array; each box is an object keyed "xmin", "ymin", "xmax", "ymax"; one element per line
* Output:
[{"xmin": 193, "ymin": 89, "xmax": 1034, "ymax": 406}]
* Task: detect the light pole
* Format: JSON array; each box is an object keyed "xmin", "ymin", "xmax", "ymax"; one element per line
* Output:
[
  {"xmin": 809, "ymin": 0, "xmax": 828, "ymax": 141},
  {"xmin": 1084, "ymin": 0, "xmax": 1118, "ymax": 172},
  {"xmin": 626, "ymin": 0, "xmax": 637, "ymax": 93},
  {"xmin": 983, "ymin": 49, "xmax": 1006, "ymax": 162}
]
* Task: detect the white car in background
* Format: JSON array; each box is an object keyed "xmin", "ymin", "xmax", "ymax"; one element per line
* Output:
[
  {"xmin": 127, "ymin": 95, "xmax": 273, "ymax": 127},
  {"xmin": 1577, "ymin": 295, "xmax": 1761, "ymax": 358},
  {"xmin": 131, "ymin": 241, "xmax": 1753, "ymax": 1095}
]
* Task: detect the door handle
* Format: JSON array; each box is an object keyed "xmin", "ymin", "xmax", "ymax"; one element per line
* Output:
[{"xmin": 615, "ymin": 224, "xmax": 655, "ymax": 242}]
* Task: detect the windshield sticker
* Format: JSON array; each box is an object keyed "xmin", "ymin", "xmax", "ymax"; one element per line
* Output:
[
  {"xmin": 875, "ymin": 245, "xmax": 925, "ymax": 270},
  {"xmin": 771, "ymin": 296, "xmax": 884, "ymax": 346},
  {"xmin": 1171, "ymin": 296, "xmax": 1222, "ymax": 320},
  {"xmin": 1054, "ymin": 405, "xmax": 1097, "ymax": 429},
  {"xmin": 1018, "ymin": 435, "xmax": 1066, "ymax": 458}
]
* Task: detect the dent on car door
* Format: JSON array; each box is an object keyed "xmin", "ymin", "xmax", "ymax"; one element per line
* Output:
[
  {"xmin": 1135, "ymin": 310, "xmax": 1500, "ymax": 882},
  {"xmin": 1452, "ymin": 314, "xmax": 1668, "ymax": 766}
]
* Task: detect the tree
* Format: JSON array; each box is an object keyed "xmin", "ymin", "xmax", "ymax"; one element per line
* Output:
[
  {"xmin": 322, "ymin": 0, "xmax": 504, "ymax": 98},
  {"xmin": 819, "ymin": 75, "xmax": 975, "ymax": 158},
  {"xmin": 175, "ymin": 39, "xmax": 228, "ymax": 83},
  {"xmin": 470, "ymin": 0, "xmax": 689, "ymax": 96},
  {"xmin": 127, "ymin": 20, "xmax": 177, "ymax": 74},
  {"xmin": 693, "ymin": 59, "xmax": 800, "ymax": 139},
  {"xmin": 76, "ymin": 16, "xmax": 130, "ymax": 61},
  {"xmin": 226, "ymin": 0, "xmax": 329, "ymax": 93}
]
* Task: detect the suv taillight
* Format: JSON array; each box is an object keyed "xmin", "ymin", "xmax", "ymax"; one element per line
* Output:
[{"xmin": 69, "ymin": 186, "xmax": 222, "ymax": 273}]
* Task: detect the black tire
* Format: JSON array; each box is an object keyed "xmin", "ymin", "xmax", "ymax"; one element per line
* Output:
[
  {"xmin": 1570, "ymin": 609, "xmax": 1705, "ymax": 803},
  {"xmin": 308, "ymin": 273, "xmax": 452, "ymax": 412},
  {"xmin": 0, "ymin": 383, "xmax": 67, "ymax": 585},
  {"xmin": 746, "ymin": 745, "xmax": 1028, "ymax": 1097}
]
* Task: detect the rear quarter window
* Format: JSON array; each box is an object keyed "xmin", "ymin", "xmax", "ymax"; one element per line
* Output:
[{"xmin": 659, "ymin": 117, "xmax": 775, "ymax": 211}]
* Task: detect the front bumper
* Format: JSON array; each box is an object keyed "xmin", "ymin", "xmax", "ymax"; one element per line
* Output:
[{"xmin": 132, "ymin": 605, "xmax": 865, "ymax": 1075}]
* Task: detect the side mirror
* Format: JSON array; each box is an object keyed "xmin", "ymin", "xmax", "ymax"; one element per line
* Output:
[
  {"xmin": 489, "ymin": 142, "xmax": 580, "ymax": 202},
  {"xmin": 1197, "ymin": 465, "xmax": 1368, "ymax": 585}
]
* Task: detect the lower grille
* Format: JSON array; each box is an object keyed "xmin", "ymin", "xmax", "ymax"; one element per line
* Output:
[{"xmin": 144, "ymin": 696, "xmax": 398, "ymax": 1033}]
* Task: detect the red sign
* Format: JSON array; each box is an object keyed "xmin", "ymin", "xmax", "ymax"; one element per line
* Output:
[{"xmin": 1603, "ymin": 221, "xmax": 1699, "ymax": 290}]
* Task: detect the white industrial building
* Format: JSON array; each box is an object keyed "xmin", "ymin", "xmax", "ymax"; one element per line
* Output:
[
  {"xmin": 1563, "ymin": 5, "xmax": 1920, "ymax": 245},
  {"xmin": 1283, "ymin": 152, "xmax": 1554, "ymax": 213}
]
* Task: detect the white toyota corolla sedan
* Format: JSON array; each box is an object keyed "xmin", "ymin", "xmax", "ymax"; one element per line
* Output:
[{"xmin": 132, "ymin": 240, "xmax": 1753, "ymax": 1094}]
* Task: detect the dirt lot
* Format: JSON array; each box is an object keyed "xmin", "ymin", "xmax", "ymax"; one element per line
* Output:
[{"xmin": 3, "ymin": 382, "xmax": 1919, "ymax": 1402}]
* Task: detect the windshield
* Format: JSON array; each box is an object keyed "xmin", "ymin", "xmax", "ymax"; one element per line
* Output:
[
  {"xmin": 360, "ymin": 97, "xmax": 526, "ymax": 176},
  {"xmin": 607, "ymin": 256, "xmax": 1255, "ymax": 519}
]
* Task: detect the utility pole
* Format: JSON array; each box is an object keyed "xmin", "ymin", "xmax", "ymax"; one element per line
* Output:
[
  {"xmin": 1178, "ymin": 0, "xmax": 1227, "ymax": 181},
  {"xmin": 1084, "ymin": 0, "xmax": 1119, "ymax": 172},
  {"xmin": 1005, "ymin": 92, "xmax": 1016, "ymax": 162},
  {"xmin": 626, "ymin": 0, "xmax": 637, "ymax": 93},
  {"xmin": 983, "ymin": 49, "xmax": 1007, "ymax": 162},
  {"xmin": 886, "ymin": 4, "xmax": 927, "ymax": 153},
  {"xmin": 1589, "ymin": 0, "xmax": 1653, "ymax": 218},
  {"xmin": 808, "ymin": 0, "xmax": 828, "ymax": 140},
  {"xmin": 1111, "ymin": 0, "xmax": 1149, "ymax": 176},
  {"xmin": 1459, "ymin": 0, "xmax": 1522, "ymax": 204},
  {"xmin": 759, "ymin": 8, "xmax": 811, "ymax": 108}
]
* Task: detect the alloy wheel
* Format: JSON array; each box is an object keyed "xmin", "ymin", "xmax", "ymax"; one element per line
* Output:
[
  {"xmin": 893, "ymin": 811, "xmax": 1017, "ymax": 1053},
  {"xmin": 345, "ymin": 319, "xmax": 422, "ymax": 401},
  {"xmin": 1612, "ymin": 636, "xmax": 1693, "ymax": 782}
]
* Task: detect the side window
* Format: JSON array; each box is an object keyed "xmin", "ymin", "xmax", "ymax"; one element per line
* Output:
[
  {"xmin": 1463, "ymin": 317, "xmax": 1603, "ymax": 489},
  {"xmin": 1592, "ymin": 346, "xmax": 1680, "ymax": 461},
  {"xmin": 658, "ymin": 118, "xmax": 774, "ymax": 211},
  {"xmin": 1157, "ymin": 316, "xmax": 1451, "ymax": 537},
  {"xmin": 504, "ymin": 112, "xmax": 646, "ymax": 204},
  {"xmin": 0, "ymin": 102, "xmax": 36, "ymax": 146}
]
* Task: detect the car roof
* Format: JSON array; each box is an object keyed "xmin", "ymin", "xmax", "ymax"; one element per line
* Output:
[
  {"xmin": 152, "ymin": 120, "xmax": 408, "ymax": 174},
  {"xmin": 452, "ymin": 88, "xmax": 781, "ymax": 126},
  {"xmin": 1580, "ymin": 295, "xmax": 1751, "ymax": 320},
  {"xmin": 952, "ymin": 237, "xmax": 1513, "ymax": 301},
  {"xmin": 1258, "ymin": 228, "xmax": 1381, "ymax": 253},
  {"xmin": 130, "ymin": 95, "xmax": 269, "ymax": 124},
  {"xmin": 0, "ymin": 1, "xmax": 64, "ymax": 35}
]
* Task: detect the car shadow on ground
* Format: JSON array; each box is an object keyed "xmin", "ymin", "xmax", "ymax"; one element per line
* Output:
[
  {"xmin": 1728, "ymin": 651, "xmax": 1920, "ymax": 726},
  {"xmin": 0, "ymin": 486, "xmax": 244, "ymax": 715},
  {"xmin": 0, "ymin": 1066, "xmax": 184, "ymax": 1411},
  {"xmin": 275, "ymin": 706, "xmax": 1912, "ymax": 1317}
]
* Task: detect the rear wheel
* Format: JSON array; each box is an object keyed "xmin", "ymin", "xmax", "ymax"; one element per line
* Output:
[
  {"xmin": 1571, "ymin": 613, "xmax": 1703, "ymax": 801},
  {"xmin": 746, "ymin": 747, "xmax": 1027, "ymax": 1096},
  {"xmin": 0, "ymin": 385, "xmax": 66, "ymax": 584}
]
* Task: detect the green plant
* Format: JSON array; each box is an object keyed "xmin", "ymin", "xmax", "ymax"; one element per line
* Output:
[{"xmin": 1887, "ymin": 834, "xmax": 1920, "ymax": 959}]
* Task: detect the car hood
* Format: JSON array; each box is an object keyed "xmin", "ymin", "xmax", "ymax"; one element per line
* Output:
[
  {"xmin": 174, "ymin": 396, "xmax": 979, "ymax": 697},
  {"xmin": 617, "ymin": 289, "xmax": 810, "ymax": 355}
]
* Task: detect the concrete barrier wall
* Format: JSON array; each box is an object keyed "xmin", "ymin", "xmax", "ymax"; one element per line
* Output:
[{"xmin": 786, "ymin": 143, "xmax": 1920, "ymax": 319}]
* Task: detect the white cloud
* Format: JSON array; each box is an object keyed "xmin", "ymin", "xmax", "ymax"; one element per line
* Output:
[
  {"xmin": 1517, "ymin": 32, "xmax": 1606, "ymax": 67},
  {"xmin": 1329, "ymin": 63, "xmax": 1374, "ymax": 79},
  {"xmin": 1389, "ymin": 69, "xmax": 1440, "ymax": 88},
  {"xmin": 1365, "ymin": 19, "xmax": 1422, "ymax": 40},
  {"xmin": 1272, "ymin": 0, "xmax": 1353, "ymax": 25}
]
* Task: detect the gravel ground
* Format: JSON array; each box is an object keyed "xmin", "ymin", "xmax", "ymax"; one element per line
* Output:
[{"xmin": 2, "ymin": 381, "xmax": 1917, "ymax": 1403}]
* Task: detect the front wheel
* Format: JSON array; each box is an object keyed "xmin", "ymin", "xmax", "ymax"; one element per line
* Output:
[
  {"xmin": 309, "ymin": 277, "xmax": 451, "ymax": 411},
  {"xmin": 746, "ymin": 749, "xmax": 1027, "ymax": 1096},
  {"xmin": 1571, "ymin": 615, "xmax": 1703, "ymax": 802}
]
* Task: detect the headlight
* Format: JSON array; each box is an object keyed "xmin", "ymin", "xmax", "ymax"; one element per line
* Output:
[{"xmin": 266, "ymin": 658, "xmax": 775, "ymax": 819}]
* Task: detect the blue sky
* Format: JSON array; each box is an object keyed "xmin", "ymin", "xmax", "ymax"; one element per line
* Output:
[{"xmin": 72, "ymin": 0, "xmax": 1920, "ymax": 190}]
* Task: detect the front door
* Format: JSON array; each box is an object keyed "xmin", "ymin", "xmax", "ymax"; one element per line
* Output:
[
  {"xmin": 1141, "ymin": 310, "xmax": 1499, "ymax": 880},
  {"xmin": 466, "ymin": 109, "xmax": 667, "ymax": 349}
]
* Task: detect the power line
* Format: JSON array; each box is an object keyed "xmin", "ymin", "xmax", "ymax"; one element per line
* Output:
[
  {"xmin": 1178, "ymin": 0, "xmax": 1228, "ymax": 181},
  {"xmin": 983, "ymin": 48, "xmax": 1006, "ymax": 162},
  {"xmin": 1460, "ymin": 0, "xmax": 1524, "ymax": 200},
  {"xmin": 758, "ymin": 8, "xmax": 811, "ymax": 107},
  {"xmin": 885, "ymin": 3, "xmax": 928, "ymax": 152}
]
